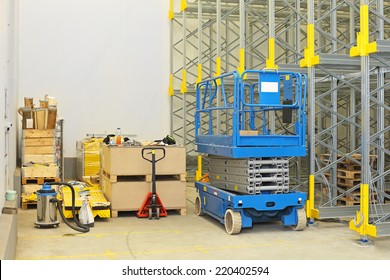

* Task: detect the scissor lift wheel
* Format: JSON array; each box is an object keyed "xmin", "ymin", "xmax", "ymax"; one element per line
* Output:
[
  {"xmin": 194, "ymin": 196, "xmax": 203, "ymax": 216},
  {"xmin": 291, "ymin": 208, "xmax": 306, "ymax": 231},
  {"xmin": 224, "ymin": 209, "xmax": 242, "ymax": 235}
]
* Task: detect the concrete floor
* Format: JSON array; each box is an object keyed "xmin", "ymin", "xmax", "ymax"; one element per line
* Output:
[{"xmin": 15, "ymin": 184, "xmax": 390, "ymax": 260}]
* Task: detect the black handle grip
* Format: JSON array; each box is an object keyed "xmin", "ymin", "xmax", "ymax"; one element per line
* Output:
[{"xmin": 141, "ymin": 147, "xmax": 166, "ymax": 163}]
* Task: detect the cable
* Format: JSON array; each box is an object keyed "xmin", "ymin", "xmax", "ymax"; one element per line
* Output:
[
  {"xmin": 46, "ymin": 182, "xmax": 90, "ymax": 233},
  {"xmin": 275, "ymin": 111, "xmax": 295, "ymax": 135}
]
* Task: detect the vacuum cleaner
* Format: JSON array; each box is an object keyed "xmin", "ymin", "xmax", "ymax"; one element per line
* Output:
[{"xmin": 35, "ymin": 182, "xmax": 92, "ymax": 233}]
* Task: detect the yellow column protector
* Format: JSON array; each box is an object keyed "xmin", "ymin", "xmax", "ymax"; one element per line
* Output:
[
  {"xmin": 349, "ymin": 183, "xmax": 377, "ymax": 237},
  {"xmin": 181, "ymin": 0, "xmax": 187, "ymax": 12},
  {"xmin": 215, "ymin": 56, "xmax": 221, "ymax": 85},
  {"xmin": 195, "ymin": 155, "xmax": 202, "ymax": 181},
  {"xmin": 350, "ymin": 5, "xmax": 377, "ymax": 57},
  {"xmin": 300, "ymin": 24, "xmax": 319, "ymax": 68},
  {"xmin": 180, "ymin": 69, "xmax": 187, "ymax": 94},
  {"xmin": 195, "ymin": 64, "xmax": 202, "ymax": 87},
  {"xmin": 266, "ymin": 38, "xmax": 278, "ymax": 70},
  {"xmin": 237, "ymin": 48, "xmax": 245, "ymax": 75},
  {"xmin": 306, "ymin": 174, "xmax": 319, "ymax": 219},
  {"xmin": 168, "ymin": 0, "xmax": 174, "ymax": 20},
  {"xmin": 168, "ymin": 74, "xmax": 174, "ymax": 96}
]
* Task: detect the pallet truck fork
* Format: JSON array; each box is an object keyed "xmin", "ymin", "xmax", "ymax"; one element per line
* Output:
[{"xmin": 137, "ymin": 147, "xmax": 168, "ymax": 219}]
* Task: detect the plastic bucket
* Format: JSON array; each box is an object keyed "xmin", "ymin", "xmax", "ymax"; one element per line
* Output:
[{"xmin": 5, "ymin": 190, "xmax": 17, "ymax": 201}]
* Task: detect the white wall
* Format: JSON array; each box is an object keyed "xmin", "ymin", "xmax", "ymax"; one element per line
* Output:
[
  {"xmin": 18, "ymin": 0, "xmax": 170, "ymax": 157},
  {"xmin": 0, "ymin": 0, "xmax": 17, "ymax": 215}
]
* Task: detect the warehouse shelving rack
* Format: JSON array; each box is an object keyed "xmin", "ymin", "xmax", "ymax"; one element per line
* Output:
[{"xmin": 169, "ymin": 0, "xmax": 390, "ymax": 240}]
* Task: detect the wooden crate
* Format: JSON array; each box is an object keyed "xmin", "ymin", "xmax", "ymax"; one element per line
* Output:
[
  {"xmin": 22, "ymin": 129, "xmax": 55, "ymax": 163},
  {"xmin": 21, "ymin": 164, "xmax": 59, "ymax": 178},
  {"xmin": 23, "ymin": 129, "xmax": 54, "ymax": 138},
  {"xmin": 22, "ymin": 184, "xmax": 42, "ymax": 194},
  {"xmin": 23, "ymin": 154, "xmax": 55, "ymax": 164},
  {"xmin": 101, "ymin": 145, "xmax": 186, "ymax": 176},
  {"xmin": 101, "ymin": 174, "xmax": 186, "ymax": 216}
]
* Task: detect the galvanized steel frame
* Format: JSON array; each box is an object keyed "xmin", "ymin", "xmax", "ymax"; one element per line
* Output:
[{"xmin": 169, "ymin": 0, "xmax": 390, "ymax": 238}]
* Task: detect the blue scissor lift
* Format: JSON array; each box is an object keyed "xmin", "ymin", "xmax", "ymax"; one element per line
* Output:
[{"xmin": 194, "ymin": 70, "xmax": 308, "ymax": 234}]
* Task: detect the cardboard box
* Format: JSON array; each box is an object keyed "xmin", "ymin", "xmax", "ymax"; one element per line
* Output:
[
  {"xmin": 101, "ymin": 175, "xmax": 186, "ymax": 212},
  {"xmin": 101, "ymin": 145, "xmax": 186, "ymax": 176}
]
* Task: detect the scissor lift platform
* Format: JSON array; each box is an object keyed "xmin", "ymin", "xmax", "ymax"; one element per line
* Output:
[{"xmin": 194, "ymin": 70, "xmax": 309, "ymax": 234}]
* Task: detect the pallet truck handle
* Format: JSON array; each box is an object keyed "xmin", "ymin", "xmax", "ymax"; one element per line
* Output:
[{"xmin": 141, "ymin": 147, "xmax": 166, "ymax": 163}]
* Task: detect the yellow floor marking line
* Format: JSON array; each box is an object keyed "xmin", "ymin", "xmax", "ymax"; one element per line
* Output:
[
  {"xmin": 17, "ymin": 242, "xmax": 275, "ymax": 260},
  {"xmin": 18, "ymin": 229, "xmax": 183, "ymax": 240}
]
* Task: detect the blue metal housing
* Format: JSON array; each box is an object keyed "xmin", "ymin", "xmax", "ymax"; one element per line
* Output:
[
  {"xmin": 195, "ymin": 181, "xmax": 306, "ymax": 228},
  {"xmin": 195, "ymin": 70, "xmax": 307, "ymax": 158}
]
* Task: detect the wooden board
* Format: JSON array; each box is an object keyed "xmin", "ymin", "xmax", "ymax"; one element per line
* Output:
[
  {"xmin": 47, "ymin": 107, "xmax": 57, "ymax": 129},
  {"xmin": 24, "ymin": 146, "xmax": 54, "ymax": 155},
  {"xmin": 239, "ymin": 130, "xmax": 259, "ymax": 136},
  {"xmin": 24, "ymin": 137, "xmax": 54, "ymax": 147},
  {"xmin": 22, "ymin": 165, "xmax": 59, "ymax": 178},
  {"xmin": 23, "ymin": 129, "xmax": 54, "ymax": 138},
  {"xmin": 23, "ymin": 154, "xmax": 55, "ymax": 164}
]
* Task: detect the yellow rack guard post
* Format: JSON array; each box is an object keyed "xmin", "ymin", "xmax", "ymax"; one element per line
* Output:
[
  {"xmin": 180, "ymin": 69, "xmax": 187, "ymax": 94},
  {"xmin": 168, "ymin": 0, "xmax": 174, "ymax": 20},
  {"xmin": 168, "ymin": 74, "xmax": 174, "ymax": 96},
  {"xmin": 350, "ymin": 5, "xmax": 377, "ymax": 57},
  {"xmin": 195, "ymin": 155, "xmax": 202, "ymax": 181},
  {"xmin": 215, "ymin": 57, "xmax": 221, "ymax": 85},
  {"xmin": 266, "ymin": 38, "xmax": 278, "ymax": 70},
  {"xmin": 195, "ymin": 64, "xmax": 202, "ymax": 87},
  {"xmin": 300, "ymin": 24, "xmax": 320, "ymax": 68},
  {"xmin": 237, "ymin": 48, "xmax": 245, "ymax": 75},
  {"xmin": 349, "ymin": 183, "xmax": 377, "ymax": 237}
]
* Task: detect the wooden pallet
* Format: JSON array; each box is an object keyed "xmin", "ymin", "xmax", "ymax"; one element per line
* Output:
[
  {"xmin": 22, "ymin": 176, "xmax": 60, "ymax": 185},
  {"xmin": 111, "ymin": 208, "xmax": 187, "ymax": 218},
  {"xmin": 320, "ymin": 153, "xmax": 377, "ymax": 165},
  {"xmin": 337, "ymin": 198, "xmax": 360, "ymax": 206},
  {"xmin": 338, "ymin": 163, "xmax": 361, "ymax": 171},
  {"xmin": 337, "ymin": 178, "xmax": 361, "ymax": 187},
  {"xmin": 102, "ymin": 169, "xmax": 186, "ymax": 183},
  {"xmin": 337, "ymin": 170, "xmax": 361, "ymax": 180},
  {"xmin": 22, "ymin": 201, "xmax": 37, "ymax": 210}
]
